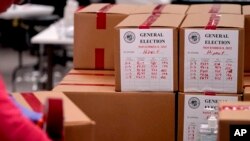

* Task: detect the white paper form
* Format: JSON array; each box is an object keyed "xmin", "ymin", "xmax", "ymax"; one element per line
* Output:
[
  {"xmin": 120, "ymin": 28, "xmax": 173, "ymax": 91},
  {"xmin": 183, "ymin": 94, "xmax": 238, "ymax": 141},
  {"xmin": 184, "ymin": 29, "xmax": 239, "ymax": 93}
]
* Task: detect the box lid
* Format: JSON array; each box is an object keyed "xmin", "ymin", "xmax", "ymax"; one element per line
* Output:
[
  {"xmin": 133, "ymin": 4, "xmax": 189, "ymax": 14},
  {"xmin": 243, "ymin": 5, "xmax": 250, "ymax": 15},
  {"xmin": 116, "ymin": 14, "xmax": 185, "ymax": 28},
  {"xmin": 219, "ymin": 102, "xmax": 250, "ymax": 121},
  {"xmin": 181, "ymin": 13, "xmax": 244, "ymax": 28},
  {"xmin": 78, "ymin": 3, "xmax": 136, "ymax": 15},
  {"xmin": 12, "ymin": 91, "xmax": 95, "ymax": 126},
  {"xmin": 187, "ymin": 4, "xmax": 241, "ymax": 14}
]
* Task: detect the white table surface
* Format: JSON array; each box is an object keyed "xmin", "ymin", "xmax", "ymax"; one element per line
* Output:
[
  {"xmin": 31, "ymin": 20, "xmax": 73, "ymax": 45},
  {"xmin": 0, "ymin": 4, "xmax": 54, "ymax": 20}
]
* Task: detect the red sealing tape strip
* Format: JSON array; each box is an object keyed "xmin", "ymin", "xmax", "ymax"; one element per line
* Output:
[
  {"xmin": 152, "ymin": 4, "xmax": 166, "ymax": 14},
  {"xmin": 139, "ymin": 14, "xmax": 160, "ymax": 29},
  {"xmin": 205, "ymin": 14, "xmax": 221, "ymax": 30},
  {"xmin": 95, "ymin": 48, "xmax": 105, "ymax": 69},
  {"xmin": 204, "ymin": 91, "xmax": 216, "ymax": 96},
  {"xmin": 21, "ymin": 92, "xmax": 43, "ymax": 112},
  {"xmin": 209, "ymin": 4, "xmax": 221, "ymax": 13},
  {"xmin": 96, "ymin": 4, "xmax": 113, "ymax": 29}
]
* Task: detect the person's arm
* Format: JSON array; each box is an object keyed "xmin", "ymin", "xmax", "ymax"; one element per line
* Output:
[{"xmin": 0, "ymin": 76, "xmax": 51, "ymax": 141}]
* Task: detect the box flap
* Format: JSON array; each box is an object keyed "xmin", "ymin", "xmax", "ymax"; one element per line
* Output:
[
  {"xmin": 116, "ymin": 14, "xmax": 185, "ymax": 28},
  {"xmin": 187, "ymin": 4, "xmax": 241, "ymax": 14},
  {"xmin": 78, "ymin": 3, "xmax": 136, "ymax": 15},
  {"xmin": 133, "ymin": 4, "xmax": 189, "ymax": 14},
  {"xmin": 243, "ymin": 5, "xmax": 250, "ymax": 15},
  {"xmin": 219, "ymin": 102, "xmax": 250, "ymax": 121},
  {"xmin": 181, "ymin": 14, "xmax": 244, "ymax": 28}
]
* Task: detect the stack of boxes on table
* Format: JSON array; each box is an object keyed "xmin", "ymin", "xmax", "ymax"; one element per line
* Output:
[{"xmin": 12, "ymin": 3, "xmax": 250, "ymax": 141}]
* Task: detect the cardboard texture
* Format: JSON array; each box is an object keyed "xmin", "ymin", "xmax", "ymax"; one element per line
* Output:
[
  {"xmin": 133, "ymin": 4, "xmax": 189, "ymax": 14},
  {"xmin": 243, "ymin": 6, "xmax": 250, "ymax": 72},
  {"xmin": 179, "ymin": 14, "xmax": 244, "ymax": 93},
  {"xmin": 218, "ymin": 102, "xmax": 250, "ymax": 141},
  {"xmin": 187, "ymin": 4, "xmax": 241, "ymax": 14},
  {"xmin": 53, "ymin": 69, "xmax": 115, "ymax": 92},
  {"xmin": 243, "ymin": 87, "xmax": 250, "ymax": 101},
  {"xmin": 244, "ymin": 73, "xmax": 250, "ymax": 88},
  {"xmin": 178, "ymin": 92, "xmax": 242, "ymax": 141},
  {"xmin": 11, "ymin": 91, "xmax": 95, "ymax": 141},
  {"xmin": 74, "ymin": 4, "xmax": 136, "ymax": 70},
  {"xmin": 115, "ymin": 14, "xmax": 185, "ymax": 92},
  {"xmin": 53, "ymin": 70, "xmax": 175, "ymax": 141}
]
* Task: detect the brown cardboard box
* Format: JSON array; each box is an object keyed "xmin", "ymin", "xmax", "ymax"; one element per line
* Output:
[
  {"xmin": 243, "ymin": 6, "xmax": 250, "ymax": 72},
  {"xmin": 243, "ymin": 87, "xmax": 250, "ymax": 101},
  {"xmin": 244, "ymin": 73, "xmax": 250, "ymax": 88},
  {"xmin": 53, "ymin": 69, "xmax": 115, "ymax": 92},
  {"xmin": 218, "ymin": 102, "xmax": 250, "ymax": 141},
  {"xmin": 11, "ymin": 91, "xmax": 95, "ymax": 141},
  {"xmin": 74, "ymin": 4, "xmax": 136, "ymax": 70},
  {"xmin": 187, "ymin": 4, "xmax": 241, "ymax": 14},
  {"xmin": 53, "ymin": 70, "xmax": 176, "ymax": 141},
  {"xmin": 178, "ymin": 92, "xmax": 242, "ymax": 141},
  {"xmin": 115, "ymin": 14, "xmax": 185, "ymax": 92},
  {"xmin": 179, "ymin": 14, "xmax": 244, "ymax": 93},
  {"xmin": 133, "ymin": 4, "xmax": 189, "ymax": 14}
]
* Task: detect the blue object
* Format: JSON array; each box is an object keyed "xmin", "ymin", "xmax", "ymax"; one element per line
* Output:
[{"xmin": 9, "ymin": 95, "xmax": 42, "ymax": 122}]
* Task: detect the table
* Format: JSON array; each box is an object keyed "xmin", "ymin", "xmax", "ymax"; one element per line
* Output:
[
  {"xmin": 0, "ymin": 4, "xmax": 54, "ymax": 20},
  {"xmin": 31, "ymin": 20, "xmax": 73, "ymax": 90}
]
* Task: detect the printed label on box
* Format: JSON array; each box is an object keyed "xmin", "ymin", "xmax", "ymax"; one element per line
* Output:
[
  {"xmin": 184, "ymin": 29, "xmax": 239, "ymax": 93},
  {"xmin": 183, "ymin": 95, "xmax": 238, "ymax": 141},
  {"xmin": 120, "ymin": 28, "xmax": 173, "ymax": 91}
]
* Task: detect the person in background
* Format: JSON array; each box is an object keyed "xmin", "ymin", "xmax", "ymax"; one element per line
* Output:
[{"xmin": 0, "ymin": 0, "xmax": 51, "ymax": 140}]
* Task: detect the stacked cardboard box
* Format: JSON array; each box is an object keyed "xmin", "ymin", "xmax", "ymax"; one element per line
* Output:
[
  {"xmin": 11, "ymin": 91, "xmax": 95, "ymax": 141},
  {"xmin": 53, "ymin": 70, "xmax": 175, "ymax": 141},
  {"xmin": 243, "ymin": 6, "xmax": 250, "ymax": 72},
  {"xmin": 178, "ymin": 12, "xmax": 244, "ymax": 141},
  {"xmin": 74, "ymin": 4, "xmax": 136, "ymax": 69},
  {"xmin": 218, "ymin": 102, "xmax": 250, "ymax": 141},
  {"xmin": 115, "ymin": 13, "xmax": 185, "ymax": 92}
]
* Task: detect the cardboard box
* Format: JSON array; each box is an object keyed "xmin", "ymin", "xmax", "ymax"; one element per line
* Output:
[
  {"xmin": 74, "ymin": 4, "xmax": 136, "ymax": 70},
  {"xmin": 53, "ymin": 69, "xmax": 115, "ymax": 92},
  {"xmin": 53, "ymin": 70, "xmax": 176, "ymax": 141},
  {"xmin": 187, "ymin": 4, "xmax": 241, "ymax": 14},
  {"xmin": 243, "ymin": 87, "xmax": 250, "ymax": 101},
  {"xmin": 218, "ymin": 102, "xmax": 250, "ymax": 141},
  {"xmin": 115, "ymin": 14, "xmax": 185, "ymax": 92},
  {"xmin": 133, "ymin": 4, "xmax": 189, "ymax": 14},
  {"xmin": 244, "ymin": 73, "xmax": 250, "ymax": 88},
  {"xmin": 243, "ymin": 6, "xmax": 250, "ymax": 72},
  {"xmin": 178, "ymin": 92, "xmax": 242, "ymax": 141},
  {"xmin": 179, "ymin": 13, "xmax": 244, "ymax": 93},
  {"xmin": 11, "ymin": 91, "xmax": 95, "ymax": 141}
]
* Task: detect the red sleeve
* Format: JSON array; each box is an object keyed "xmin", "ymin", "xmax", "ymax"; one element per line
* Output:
[
  {"xmin": 0, "ymin": 0, "xmax": 14, "ymax": 13},
  {"xmin": 0, "ymin": 77, "xmax": 51, "ymax": 141}
]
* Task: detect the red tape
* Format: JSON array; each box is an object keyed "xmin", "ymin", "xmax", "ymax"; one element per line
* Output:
[
  {"xmin": 220, "ymin": 105, "xmax": 250, "ymax": 111},
  {"xmin": 204, "ymin": 91, "xmax": 216, "ymax": 96},
  {"xmin": 95, "ymin": 48, "xmax": 105, "ymax": 69},
  {"xmin": 139, "ymin": 14, "xmax": 160, "ymax": 29},
  {"xmin": 59, "ymin": 83, "xmax": 115, "ymax": 87},
  {"xmin": 96, "ymin": 4, "xmax": 113, "ymax": 29},
  {"xmin": 21, "ymin": 92, "xmax": 43, "ymax": 112},
  {"xmin": 205, "ymin": 14, "xmax": 221, "ymax": 30},
  {"xmin": 152, "ymin": 4, "xmax": 166, "ymax": 14},
  {"xmin": 68, "ymin": 72, "xmax": 114, "ymax": 76},
  {"xmin": 209, "ymin": 4, "xmax": 221, "ymax": 13}
]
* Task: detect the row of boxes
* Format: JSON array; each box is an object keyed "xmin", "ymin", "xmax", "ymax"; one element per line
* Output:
[
  {"xmin": 74, "ymin": 3, "xmax": 249, "ymax": 93},
  {"xmin": 50, "ymin": 69, "xmax": 250, "ymax": 141}
]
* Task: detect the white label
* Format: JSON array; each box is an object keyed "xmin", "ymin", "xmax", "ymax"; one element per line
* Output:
[
  {"xmin": 183, "ymin": 94, "xmax": 238, "ymax": 141},
  {"xmin": 120, "ymin": 28, "xmax": 173, "ymax": 91},
  {"xmin": 184, "ymin": 29, "xmax": 239, "ymax": 93}
]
